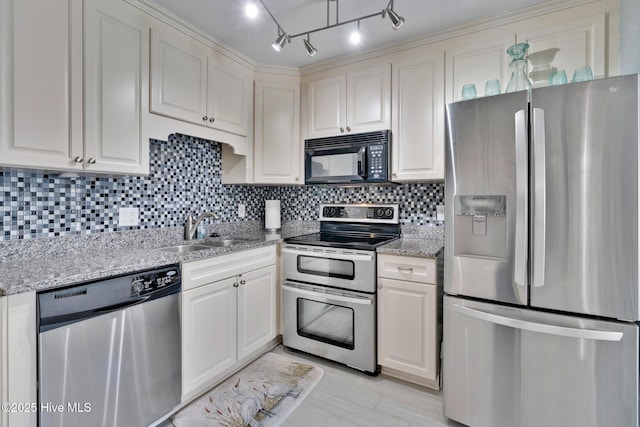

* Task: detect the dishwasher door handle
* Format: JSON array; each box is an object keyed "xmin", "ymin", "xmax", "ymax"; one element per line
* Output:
[{"xmin": 95, "ymin": 296, "xmax": 151, "ymax": 314}]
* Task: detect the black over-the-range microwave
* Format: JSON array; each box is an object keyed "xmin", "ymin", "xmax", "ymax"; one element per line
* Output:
[{"xmin": 304, "ymin": 130, "xmax": 391, "ymax": 185}]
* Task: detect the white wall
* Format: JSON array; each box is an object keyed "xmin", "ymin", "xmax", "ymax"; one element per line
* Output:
[{"xmin": 619, "ymin": 0, "xmax": 640, "ymax": 74}]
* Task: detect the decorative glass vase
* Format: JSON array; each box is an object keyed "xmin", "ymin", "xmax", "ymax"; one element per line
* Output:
[{"xmin": 505, "ymin": 43, "xmax": 532, "ymax": 93}]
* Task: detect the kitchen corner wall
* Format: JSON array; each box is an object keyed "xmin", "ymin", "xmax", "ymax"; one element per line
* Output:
[{"xmin": 0, "ymin": 135, "xmax": 444, "ymax": 240}]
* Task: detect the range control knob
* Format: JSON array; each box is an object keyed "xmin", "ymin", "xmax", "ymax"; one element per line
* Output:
[
  {"xmin": 376, "ymin": 208, "xmax": 385, "ymax": 218},
  {"xmin": 384, "ymin": 208, "xmax": 394, "ymax": 218}
]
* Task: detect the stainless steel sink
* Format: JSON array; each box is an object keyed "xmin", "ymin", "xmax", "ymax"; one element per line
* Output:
[
  {"xmin": 158, "ymin": 240, "xmax": 251, "ymax": 253},
  {"xmin": 204, "ymin": 239, "xmax": 250, "ymax": 247}
]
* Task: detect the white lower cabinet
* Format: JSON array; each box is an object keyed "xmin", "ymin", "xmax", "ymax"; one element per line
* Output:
[
  {"xmin": 181, "ymin": 246, "xmax": 277, "ymax": 401},
  {"xmin": 377, "ymin": 254, "xmax": 442, "ymax": 389}
]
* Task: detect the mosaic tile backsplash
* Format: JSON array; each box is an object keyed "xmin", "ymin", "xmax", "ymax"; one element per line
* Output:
[{"xmin": 1, "ymin": 134, "xmax": 444, "ymax": 240}]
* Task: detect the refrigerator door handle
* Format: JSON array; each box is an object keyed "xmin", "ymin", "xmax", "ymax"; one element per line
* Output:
[
  {"xmin": 514, "ymin": 109, "xmax": 528, "ymax": 291},
  {"xmin": 532, "ymin": 107, "xmax": 546, "ymax": 288},
  {"xmin": 453, "ymin": 304, "xmax": 623, "ymax": 341}
]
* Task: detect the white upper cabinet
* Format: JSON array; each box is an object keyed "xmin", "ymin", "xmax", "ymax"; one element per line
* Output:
[
  {"xmin": 0, "ymin": 0, "xmax": 83, "ymax": 171},
  {"xmin": 254, "ymin": 79, "xmax": 301, "ymax": 184},
  {"xmin": 347, "ymin": 65, "xmax": 392, "ymax": 134},
  {"xmin": 84, "ymin": 0, "xmax": 151, "ymax": 175},
  {"xmin": 150, "ymin": 28, "xmax": 208, "ymax": 125},
  {"xmin": 517, "ymin": 14, "xmax": 606, "ymax": 80},
  {"xmin": 446, "ymin": 35, "xmax": 515, "ymax": 102},
  {"xmin": 207, "ymin": 54, "xmax": 253, "ymax": 136},
  {"xmin": 150, "ymin": 27, "xmax": 252, "ymax": 137},
  {"xmin": 0, "ymin": 0, "xmax": 150, "ymax": 174},
  {"xmin": 391, "ymin": 51, "xmax": 445, "ymax": 181},
  {"xmin": 307, "ymin": 74, "xmax": 346, "ymax": 139},
  {"xmin": 307, "ymin": 64, "xmax": 391, "ymax": 139}
]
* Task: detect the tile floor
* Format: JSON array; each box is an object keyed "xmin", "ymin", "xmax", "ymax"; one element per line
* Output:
[{"xmin": 271, "ymin": 345, "xmax": 465, "ymax": 427}]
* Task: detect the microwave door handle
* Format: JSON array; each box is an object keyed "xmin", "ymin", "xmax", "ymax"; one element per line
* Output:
[{"xmin": 357, "ymin": 147, "xmax": 366, "ymax": 178}]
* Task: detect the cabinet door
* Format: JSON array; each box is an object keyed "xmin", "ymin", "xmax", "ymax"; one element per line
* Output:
[
  {"xmin": 446, "ymin": 35, "xmax": 514, "ymax": 102},
  {"xmin": 517, "ymin": 14, "xmax": 606, "ymax": 80},
  {"xmin": 307, "ymin": 75, "xmax": 346, "ymax": 138},
  {"xmin": 391, "ymin": 52, "xmax": 445, "ymax": 181},
  {"xmin": 84, "ymin": 0, "xmax": 150, "ymax": 175},
  {"xmin": 237, "ymin": 265, "xmax": 277, "ymax": 360},
  {"xmin": 0, "ymin": 0, "xmax": 83, "ymax": 170},
  {"xmin": 207, "ymin": 53, "xmax": 252, "ymax": 136},
  {"xmin": 378, "ymin": 277, "xmax": 438, "ymax": 381},
  {"xmin": 182, "ymin": 277, "xmax": 237, "ymax": 399},
  {"xmin": 254, "ymin": 80, "xmax": 301, "ymax": 184},
  {"xmin": 347, "ymin": 64, "xmax": 391, "ymax": 133},
  {"xmin": 150, "ymin": 27, "xmax": 207, "ymax": 126}
]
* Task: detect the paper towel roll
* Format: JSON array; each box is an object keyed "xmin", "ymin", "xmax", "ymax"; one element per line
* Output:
[{"xmin": 265, "ymin": 200, "xmax": 281, "ymax": 231}]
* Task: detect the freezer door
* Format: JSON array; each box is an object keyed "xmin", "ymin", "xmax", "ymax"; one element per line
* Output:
[
  {"xmin": 530, "ymin": 75, "xmax": 639, "ymax": 320},
  {"xmin": 443, "ymin": 295, "xmax": 639, "ymax": 427},
  {"xmin": 445, "ymin": 92, "xmax": 529, "ymax": 305}
]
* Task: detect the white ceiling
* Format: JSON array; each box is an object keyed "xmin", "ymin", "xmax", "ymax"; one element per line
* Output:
[{"xmin": 146, "ymin": 0, "xmax": 565, "ymax": 68}]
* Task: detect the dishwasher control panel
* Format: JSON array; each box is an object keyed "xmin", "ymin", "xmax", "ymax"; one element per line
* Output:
[{"xmin": 131, "ymin": 266, "xmax": 181, "ymax": 298}]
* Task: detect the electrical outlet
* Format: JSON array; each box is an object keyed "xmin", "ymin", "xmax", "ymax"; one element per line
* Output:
[
  {"xmin": 436, "ymin": 205, "xmax": 445, "ymax": 221},
  {"xmin": 118, "ymin": 207, "xmax": 139, "ymax": 227},
  {"xmin": 238, "ymin": 203, "xmax": 246, "ymax": 218}
]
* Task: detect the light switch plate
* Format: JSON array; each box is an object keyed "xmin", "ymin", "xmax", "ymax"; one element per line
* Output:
[
  {"xmin": 118, "ymin": 207, "xmax": 139, "ymax": 227},
  {"xmin": 238, "ymin": 203, "xmax": 246, "ymax": 218},
  {"xmin": 436, "ymin": 205, "xmax": 445, "ymax": 221}
]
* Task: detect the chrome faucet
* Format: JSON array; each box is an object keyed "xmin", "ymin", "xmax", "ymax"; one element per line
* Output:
[{"xmin": 184, "ymin": 211, "xmax": 219, "ymax": 240}]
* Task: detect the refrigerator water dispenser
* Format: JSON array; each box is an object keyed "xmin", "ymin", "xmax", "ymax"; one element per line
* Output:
[{"xmin": 454, "ymin": 195, "xmax": 506, "ymax": 260}]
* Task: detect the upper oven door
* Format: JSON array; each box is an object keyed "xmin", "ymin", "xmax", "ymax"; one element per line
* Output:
[
  {"xmin": 282, "ymin": 245, "xmax": 376, "ymax": 293},
  {"xmin": 305, "ymin": 142, "xmax": 367, "ymax": 184}
]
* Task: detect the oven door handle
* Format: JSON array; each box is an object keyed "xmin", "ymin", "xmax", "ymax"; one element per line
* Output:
[
  {"xmin": 282, "ymin": 247, "xmax": 373, "ymax": 262},
  {"xmin": 283, "ymin": 283, "xmax": 373, "ymax": 306}
]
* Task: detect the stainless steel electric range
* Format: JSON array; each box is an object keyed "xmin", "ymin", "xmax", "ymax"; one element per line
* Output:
[{"xmin": 282, "ymin": 203, "xmax": 400, "ymax": 373}]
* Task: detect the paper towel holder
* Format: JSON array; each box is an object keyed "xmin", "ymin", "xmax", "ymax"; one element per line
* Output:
[{"xmin": 265, "ymin": 199, "xmax": 281, "ymax": 234}]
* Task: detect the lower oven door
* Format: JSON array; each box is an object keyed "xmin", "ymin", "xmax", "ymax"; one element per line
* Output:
[
  {"xmin": 282, "ymin": 281, "xmax": 376, "ymax": 373},
  {"xmin": 282, "ymin": 245, "xmax": 376, "ymax": 293}
]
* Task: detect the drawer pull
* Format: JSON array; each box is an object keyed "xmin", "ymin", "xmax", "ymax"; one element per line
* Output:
[{"xmin": 397, "ymin": 266, "xmax": 414, "ymax": 273}]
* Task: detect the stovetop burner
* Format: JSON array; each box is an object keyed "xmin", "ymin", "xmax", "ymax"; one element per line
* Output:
[{"xmin": 284, "ymin": 204, "xmax": 400, "ymax": 251}]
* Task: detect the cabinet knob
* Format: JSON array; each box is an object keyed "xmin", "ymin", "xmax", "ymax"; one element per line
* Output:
[
  {"xmin": 378, "ymin": 283, "xmax": 383, "ymax": 289},
  {"xmin": 233, "ymin": 283, "xmax": 239, "ymax": 288},
  {"xmin": 392, "ymin": 172, "xmax": 397, "ymax": 178},
  {"xmin": 240, "ymin": 279, "xmax": 246, "ymax": 285},
  {"xmin": 340, "ymin": 127, "xmax": 345, "ymax": 133},
  {"xmin": 74, "ymin": 156, "xmax": 83, "ymax": 163},
  {"xmin": 209, "ymin": 117, "xmax": 215, "ymax": 123},
  {"xmin": 346, "ymin": 126, "xmax": 351, "ymax": 132},
  {"xmin": 295, "ymin": 177, "xmax": 299, "ymax": 181},
  {"xmin": 87, "ymin": 158, "xmax": 96, "ymax": 164},
  {"xmin": 202, "ymin": 116, "xmax": 208, "ymax": 121}
]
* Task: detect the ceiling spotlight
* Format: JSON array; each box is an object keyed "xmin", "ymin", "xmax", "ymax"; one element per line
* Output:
[
  {"xmin": 272, "ymin": 30, "xmax": 288, "ymax": 52},
  {"xmin": 387, "ymin": 8, "xmax": 404, "ymax": 30},
  {"xmin": 245, "ymin": 1, "xmax": 258, "ymax": 19},
  {"xmin": 303, "ymin": 34, "xmax": 317, "ymax": 57},
  {"xmin": 350, "ymin": 21, "xmax": 362, "ymax": 45}
]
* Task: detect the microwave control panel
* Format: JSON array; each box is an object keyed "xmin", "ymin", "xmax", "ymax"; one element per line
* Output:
[{"xmin": 367, "ymin": 144, "xmax": 388, "ymax": 181}]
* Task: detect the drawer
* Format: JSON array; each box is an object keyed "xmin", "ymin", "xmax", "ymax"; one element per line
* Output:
[
  {"xmin": 377, "ymin": 254, "xmax": 436, "ymax": 284},
  {"xmin": 182, "ymin": 246, "xmax": 276, "ymax": 291}
]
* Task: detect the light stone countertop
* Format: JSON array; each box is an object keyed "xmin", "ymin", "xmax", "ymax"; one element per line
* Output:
[
  {"xmin": 377, "ymin": 237, "xmax": 444, "ymax": 258},
  {"xmin": 0, "ymin": 221, "xmax": 318, "ymax": 296}
]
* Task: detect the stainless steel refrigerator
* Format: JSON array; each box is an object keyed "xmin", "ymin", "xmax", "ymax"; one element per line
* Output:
[{"xmin": 443, "ymin": 74, "xmax": 640, "ymax": 427}]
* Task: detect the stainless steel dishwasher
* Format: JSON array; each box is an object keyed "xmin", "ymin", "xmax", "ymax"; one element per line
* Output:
[{"xmin": 37, "ymin": 265, "xmax": 182, "ymax": 427}]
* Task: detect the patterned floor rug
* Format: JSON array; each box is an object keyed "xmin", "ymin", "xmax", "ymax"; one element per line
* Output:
[{"xmin": 172, "ymin": 352, "xmax": 324, "ymax": 427}]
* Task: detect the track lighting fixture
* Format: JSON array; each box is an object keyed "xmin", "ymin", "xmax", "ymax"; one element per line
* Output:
[
  {"xmin": 386, "ymin": 8, "xmax": 404, "ymax": 30},
  {"xmin": 271, "ymin": 29, "xmax": 288, "ymax": 52},
  {"xmin": 255, "ymin": 0, "xmax": 405, "ymax": 58},
  {"xmin": 303, "ymin": 35, "xmax": 317, "ymax": 57}
]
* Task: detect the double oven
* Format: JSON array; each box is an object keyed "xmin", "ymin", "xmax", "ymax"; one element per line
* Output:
[{"xmin": 282, "ymin": 204, "xmax": 399, "ymax": 374}]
